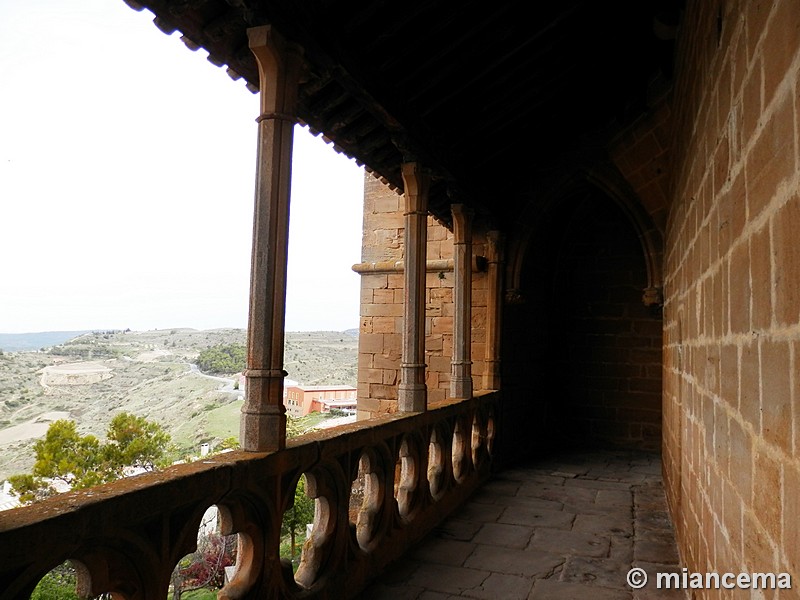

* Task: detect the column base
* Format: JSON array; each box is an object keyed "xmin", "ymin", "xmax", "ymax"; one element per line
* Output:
[
  {"xmin": 398, "ymin": 383, "xmax": 427, "ymax": 412},
  {"xmin": 240, "ymin": 405, "xmax": 286, "ymax": 451},
  {"xmin": 450, "ymin": 377, "xmax": 474, "ymax": 400}
]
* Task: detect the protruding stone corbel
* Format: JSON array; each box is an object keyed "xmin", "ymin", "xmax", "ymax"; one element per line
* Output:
[
  {"xmin": 505, "ymin": 288, "xmax": 525, "ymax": 305},
  {"xmin": 642, "ymin": 286, "xmax": 664, "ymax": 307},
  {"xmin": 248, "ymin": 26, "xmax": 303, "ymax": 124}
]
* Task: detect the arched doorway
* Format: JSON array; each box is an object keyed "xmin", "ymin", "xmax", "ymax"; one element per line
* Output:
[{"xmin": 501, "ymin": 183, "xmax": 663, "ymax": 458}]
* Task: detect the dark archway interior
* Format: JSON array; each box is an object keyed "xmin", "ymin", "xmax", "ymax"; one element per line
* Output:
[{"xmin": 500, "ymin": 187, "xmax": 663, "ymax": 462}]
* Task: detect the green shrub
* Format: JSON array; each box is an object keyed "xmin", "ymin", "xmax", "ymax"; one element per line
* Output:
[
  {"xmin": 30, "ymin": 562, "xmax": 80, "ymax": 600},
  {"xmin": 195, "ymin": 344, "xmax": 246, "ymax": 375}
]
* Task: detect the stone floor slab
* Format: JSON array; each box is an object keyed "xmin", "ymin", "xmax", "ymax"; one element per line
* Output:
[
  {"xmin": 360, "ymin": 451, "xmax": 681, "ymax": 600},
  {"xmin": 461, "ymin": 572, "xmax": 535, "ymax": 600},
  {"xmin": 527, "ymin": 528, "xmax": 610, "ymax": 558},
  {"xmin": 473, "ymin": 522, "xmax": 535, "ymax": 548},
  {"xmin": 477, "ymin": 479, "xmax": 522, "ymax": 497},
  {"xmin": 520, "ymin": 483, "xmax": 597, "ymax": 505},
  {"xmin": 635, "ymin": 533, "xmax": 680, "ymax": 564},
  {"xmin": 529, "ymin": 579, "xmax": 632, "ymax": 599},
  {"xmin": 454, "ymin": 502, "xmax": 504, "ymax": 523},
  {"xmin": 561, "ymin": 556, "xmax": 633, "ymax": 590},
  {"xmin": 417, "ymin": 592, "xmax": 458, "ymax": 600},
  {"xmin": 464, "ymin": 545, "xmax": 564, "ymax": 578},
  {"xmin": 500, "ymin": 494, "xmax": 564, "ymax": 512},
  {"xmin": 498, "ymin": 505, "xmax": 576, "ymax": 530},
  {"xmin": 597, "ymin": 489, "xmax": 634, "ymax": 506},
  {"xmin": 565, "ymin": 478, "xmax": 634, "ymax": 491},
  {"xmin": 432, "ymin": 518, "xmax": 482, "ymax": 542},
  {"xmin": 573, "ymin": 512, "xmax": 633, "ymax": 536},
  {"xmin": 411, "ymin": 537, "xmax": 476, "ymax": 566},
  {"xmin": 361, "ymin": 584, "xmax": 426, "ymax": 600},
  {"xmin": 406, "ymin": 564, "xmax": 490, "ymax": 595}
]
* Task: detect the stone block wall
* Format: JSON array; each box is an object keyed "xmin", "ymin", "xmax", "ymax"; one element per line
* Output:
[
  {"xmin": 355, "ymin": 174, "xmax": 487, "ymax": 419},
  {"xmin": 663, "ymin": 0, "xmax": 800, "ymax": 584},
  {"xmin": 609, "ymin": 97, "xmax": 673, "ymax": 235}
]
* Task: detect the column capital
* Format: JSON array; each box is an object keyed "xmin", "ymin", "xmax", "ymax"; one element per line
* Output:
[
  {"xmin": 451, "ymin": 204, "xmax": 474, "ymax": 244},
  {"xmin": 401, "ymin": 162, "xmax": 431, "ymax": 212},
  {"xmin": 247, "ymin": 25, "xmax": 304, "ymax": 118}
]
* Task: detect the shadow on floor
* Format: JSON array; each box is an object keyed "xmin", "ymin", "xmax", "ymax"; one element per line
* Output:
[{"xmin": 359, "ymin": 450, "xmax": 684, "ymax": 599}]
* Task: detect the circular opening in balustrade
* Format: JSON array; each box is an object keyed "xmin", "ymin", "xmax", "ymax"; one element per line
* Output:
[
  {"xmin": 171, "ymin": 505, "xmax": 238, "ymax": 598},
  {"xmin": 280, "ymin": 474, "xmax": 316, "ymax": 582},
  {"xmin": 349, "ymin": 458, "xmax": 366, "ymax": 529},
  {"xmin": 30, "ymin": 560, "xmax": 95, "ymax": 599}
]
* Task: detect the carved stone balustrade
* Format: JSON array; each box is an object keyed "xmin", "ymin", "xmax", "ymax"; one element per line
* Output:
[{"xmin": 0, "ymin": 392, "xmax": 497, "ymax": 599}]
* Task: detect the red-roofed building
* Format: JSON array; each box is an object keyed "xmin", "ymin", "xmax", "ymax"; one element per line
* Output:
[{"xmin": 284, "ymin": 385, "xmax": 356, "ymax": 418}]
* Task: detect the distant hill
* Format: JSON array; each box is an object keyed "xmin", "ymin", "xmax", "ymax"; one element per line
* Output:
[
  {"xmin": 0, "ymin": 328, "xmax": 358, "ymax": 480},
  {"xmin": 0, "ymin": 331, "xmax": 92, "ymax": 352}
]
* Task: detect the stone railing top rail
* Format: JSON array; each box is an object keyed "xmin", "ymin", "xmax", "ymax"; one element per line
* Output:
[{"xmin": 0, "ymin": 391, "xmax": 498, "ymax": 600}]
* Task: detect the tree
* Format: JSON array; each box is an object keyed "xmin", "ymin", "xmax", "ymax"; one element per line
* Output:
[
  {"xmin": 9, "ymin": 413, "xmax": 170, "ymax": 504},
  {"xmin": 281, "ymin": 475, "xmax": 315, "ymax": 559},
  {"xmin": 105, "ymin": 412, "xmax": 171, "ymax": 473},
  {"xmin": 195, "ymin": 344, "xmax": 246, "ymax": 375},
  {"xmin": 216, "ymin": 437, "xmax": 240, "ymax": 451},
  {"xmin": 9, "ymin": 420, "xmax": 109, "ymax": 502}
]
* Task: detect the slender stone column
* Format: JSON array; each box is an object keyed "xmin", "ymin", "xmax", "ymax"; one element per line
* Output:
[
  {"xmin": 450, "ymin": 204, "xmax": 474, "ymax": 399},
  {"xmin": 398, "ymin": 162, "xmax": 430, "ymax": 412},
  {"xmin": 483, "ymin": 230, "xmax": 504, "ymax": 391},
  {"xmin": 241, "ymin": 26, "xmax": 303, "ymax": 451}
]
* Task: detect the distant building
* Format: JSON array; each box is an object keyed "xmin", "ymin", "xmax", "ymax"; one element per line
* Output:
[{"xmin": 283, "ymin": 384, "xmax": 357, "ymax": 418}]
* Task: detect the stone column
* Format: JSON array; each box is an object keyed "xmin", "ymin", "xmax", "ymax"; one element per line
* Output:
[
  {"xmin": 450, "ymin": 204, "xmax": 474, "ymax": 399},
  {"xmin": 241, "ymin": 26, "xmax": 303, "ymax": 451},
  {"xmin": 483, "ymin": 230, "xmax": 504, "ymax": 390},
  {"xmin": 398, "ymin": 162, "xmax": 430, "ymax": 412}
]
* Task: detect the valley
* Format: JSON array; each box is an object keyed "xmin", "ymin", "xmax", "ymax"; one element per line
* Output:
[{"xmin": 0, "ymin": 328, "xmax": 358, "ymax": 481}]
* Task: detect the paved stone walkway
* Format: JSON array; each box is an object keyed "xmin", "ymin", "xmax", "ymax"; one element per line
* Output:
[{"xmin": 359, "ymin": 450, "xmax": 684, "ymax": 599}]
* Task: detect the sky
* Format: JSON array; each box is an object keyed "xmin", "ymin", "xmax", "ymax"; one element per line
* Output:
[{"xmin": 0, "ymin": 0, "xmax": 365, "ymax": 334}]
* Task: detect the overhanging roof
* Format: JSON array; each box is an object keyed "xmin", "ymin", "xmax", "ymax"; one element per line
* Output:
[{"xmin": 124, "ymin": 0, "xmax": 682, "ymax": 227}]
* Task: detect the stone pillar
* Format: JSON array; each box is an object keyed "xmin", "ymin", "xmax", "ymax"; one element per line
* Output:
[
  {"xmin": 484, "ymin": 230, "xmax": 504, "ymax": 390},
  {"xmin": 450, "ymin": 204, "xmax": 474, "ymax": 399},
  {"xmin": 241, "ymin": 26, "xmax": 303, "ymax": 451},
  {"xmin": 398, "ymin": 162, "xmax": 430, "ymax": 412}
]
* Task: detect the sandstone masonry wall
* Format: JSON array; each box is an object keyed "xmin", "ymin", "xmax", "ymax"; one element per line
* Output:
[
  {"xmin": 663, "ymin": 0, "xmax": 800, "ymax": 584},
  {"xmin": 356, "ymin": 175, "xmax": 487, "ymax": 419}
]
